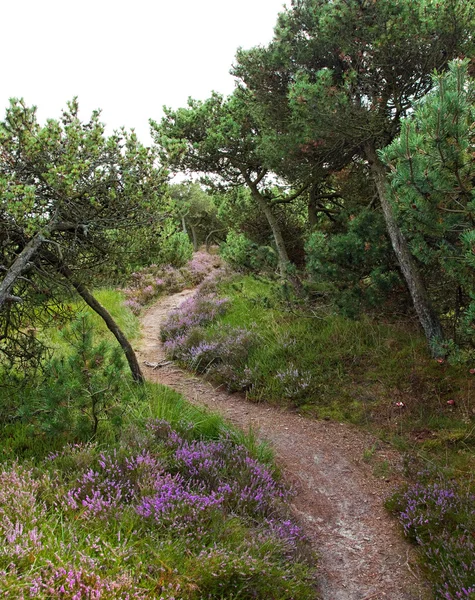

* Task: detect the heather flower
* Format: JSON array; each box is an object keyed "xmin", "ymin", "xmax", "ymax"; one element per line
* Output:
[
  {"xmin": 57, "ymin": 448, "xmax": 163, "ymax": 520},
  {"xmin": 167, "ymin": 433, "xmax": 289, "ymax": 517},
  {"xmin": 0, "ymin": 464, "xmax": 47, "ymax": 561},
  {"xmin": 260, "ymin": 518, "xmax": 308, "ymax": 558},
  {"xmin": 400, "ymin": 481, "xmax": 460, "ymax": 539},
  {"xmin": 187, "ymin": 251, "xmax": 224, "ymax": 285},
  {"xmin": 122, "ymin": 252, "xmax": 225, "ymax": 316},
  {"xmin": 397, "ymin": 474, "xmax": 475, "ymax": 599},
  {"xmin": 124, "ymin": 299, "xmax": 142, "ymax": 315},
  {"xmin": 135, "ymin": 472, "xmax": 224, "ymax": 535},
  {"xmin": 160, "ymin": 293, "xmax": 229, "ymax": 342},
  {"xmin": 27, "ymin": 563, "xmax": 147, "ymax": 598},
  {"xmin": 276, "ymin": 365, "xmax": 313, "ymax": 401}
]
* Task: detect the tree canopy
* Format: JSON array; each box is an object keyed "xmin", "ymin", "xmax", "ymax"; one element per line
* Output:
[
  {"xmin": 0, "ymin": 98, "xmax": 165, "ymax": 379},
  {"xmin": 231, "ymin": 0, "xmax": 474, "ymax": 350},
  {"xmin": 151, "ymin": 91, "xmax": 311, "ymax": 278}
]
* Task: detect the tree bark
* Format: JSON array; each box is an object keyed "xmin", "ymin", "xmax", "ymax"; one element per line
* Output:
[
  {"xmin": 253, "ymin": 191, "xmax": 291, "ymax": 277},
  {"xmin": 239, "ymin": 169, "xmax": 292, "ymax": 277},
  {"xmin": 55, "ymin": 262, "xmax": 145, "ymax": 383},
  {"xmin": 190, "ymin": 224, "xmax": 199, "ymax": 252},
  {"xmin": 308, "ymin": 199, "xmax": 318, "ymax": 229},
  {"xmin": 364, "ymin": 144, "xmax": 444, "ymax": 352},
  {"xmin": 0, "ymin": 233, "xmax": 45, "ymax": 309},
  {"xmin": 246, "ymin": 184, "xmax": 291, "ymax": 278},
  {"xmin": 181, "ymin": 216, "xmax": 187, "ymax": 235}
]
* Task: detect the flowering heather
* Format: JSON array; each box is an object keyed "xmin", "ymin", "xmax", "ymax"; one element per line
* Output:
[
  {"xmin": 61, "ymin": 449, "xmax": 162, "ymax": 520},
  {"xmin": 52, "ymin": 420, "xmax": 293, "ymax": 528},
  {"xmin": 28, "ymin": 563, "xmax": 147, "ymax": 599},
  {"xmin": 0, "ymin": 464, "xmax": 46, "ymax": 562},
  {"xmin": 276, "ymin": 365, "xmax": 313, "ymax": 401},
  {"xmin": 161, "ymin": 282, "xmax": 257, "ymax": 390},
  {"xmin": 122, "ymin": 252, "xmax": 226, "ymax": 314},
  {"xmin": 135, "ymin": 472, "xmax": 224, "ymax": 535},
  {"xmin": 397, "ymin": 475, "xmax": 475, "ymax": 599},
  {"xmin": 123, "ymin": 298, "xmax": 142, "ymax": 315},
  {"xmin": 264, "ymin": 518, "xmax": 307, "ymax": 553},
  {"xmin": 186, "ymin": 326, "xmax": 256, "ymax": 377},
  {"xmin": 160, "ymin": 293, "xmax": 229, "ymax": 342},
  {"xmin": 0, "ymin": 420, "xmax": 313, "ymax": 598},
  {"xmin": 165, "ymin": 432, "xmax": 288, "ymax": 517},
  {"xmin": 187, "ymin": 251, "xmax": 223, "ymax": 285}
]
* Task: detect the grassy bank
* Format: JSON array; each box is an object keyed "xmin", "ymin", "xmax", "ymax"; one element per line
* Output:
[{"xmin": 0, "ymin": 286, "xmax": 316, "ymax": 599}]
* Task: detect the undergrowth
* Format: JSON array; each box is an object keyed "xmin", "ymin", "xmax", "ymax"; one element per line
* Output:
[
  {"xmin": 162, "ymin": 271, "xmax": 475, "ymax": 600},
  {"xmin": 0, "ymin": 276, "xmax": 316, "ymax": 598},
  {"xmin": 122, "ymin": 250, "xmax": 225, "ymax": 314},
  {"xmin": 0, "ymin": 415, "xmax": 315, "ymax": 599}
]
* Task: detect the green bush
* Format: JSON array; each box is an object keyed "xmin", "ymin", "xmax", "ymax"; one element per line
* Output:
[
  {"xmin": 305, "ymin": 210, "xmax": 399, "ymax": 317},
  {"xmin": 14, "ymin": 316, "xmax": 137, "ymax": 442},
  {"xmin": 220, "ymin": 231, "xmax": 277, "ymax": 273},
  {"xmin": 156, "ymin": 228, "xmax": 193, "ymax": 267}
]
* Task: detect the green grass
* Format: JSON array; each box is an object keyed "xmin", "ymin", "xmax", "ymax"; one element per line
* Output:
[
  {"xmin": 210, "ymin": 275, "xmax": 475, "ymax": 472},
  {"xmin": 42, "ymin": 288, "xmax": 141, "ymax": 351},
  {"xmin": 198, "ymin": 273, "xmax": 475, "ymax": 598},
  {"xmin": 0, "ymin": 286, "xmax": 272, "ymax": 465},
  {"xmin": 0, "ymin": 284, "xmax": 315, "ymax": 598},
  {"xmin": 2, "ymin": 282, "xmax": 276, "ymax": 461}
]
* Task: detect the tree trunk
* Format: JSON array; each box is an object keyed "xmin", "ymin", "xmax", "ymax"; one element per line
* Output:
[
  {"xmin": 364, "ymin": 144, "xmax": 444, "ymax": 352},
  {"xmin": 239, "ymin": 169, "xmax": 292, "ymax": 277},
  {"xmin": 308, "ymin": 183, "xmax": 319, "ymax": 229},
  {"xmin": 0, "ymin": 233, "xmax": 45, "ymax": 309},
  {"xmin": 249, "ymin": 187, "xmax": 291, "ymax": 278},
  {"xmin": 55, "ymin": 262, "xmax": 145, "ymax": 383},
  {"xmin": 308, "ymin": 200, "xmax": 318, "ymax": 229},
  {"xmin": 190, "ymin": 224, "xmax": 199, "ymax": 252}
]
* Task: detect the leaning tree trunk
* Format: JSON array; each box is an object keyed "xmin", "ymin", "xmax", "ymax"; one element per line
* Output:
[
  {"xmin": 364, "ymin": 144, "xmax": 444, "ymax": 352},
  {"xmin": 56, "ymin": 262, "xmax": 145, "ymax": 383},
  {"xmin": 181, "ymin": 215, "xmax": 187, "ymax": 235},
  {"xmin": 0, "ymin": 232, "xmax": 46, "ymax": 308},
  {"xmin": 240, "ymin": 170, "xmax": 293, "ymax": 277},
  {"xmin": 0, "ymin": 234, "xmax": 145, "ymax": 381},
  {"xmin": 248, "ymin": 187, "xmax": 291, "ymax": 278}
]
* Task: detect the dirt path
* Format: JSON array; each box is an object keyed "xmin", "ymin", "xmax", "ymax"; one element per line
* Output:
[{"xmin": 137, "ymin": 289, "xmax": 431, "ymax": 600}]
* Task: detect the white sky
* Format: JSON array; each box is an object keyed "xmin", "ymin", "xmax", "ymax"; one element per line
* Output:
[{"xmin": 1, "ymin": 0, "xmax": 286, "ymax": 145}]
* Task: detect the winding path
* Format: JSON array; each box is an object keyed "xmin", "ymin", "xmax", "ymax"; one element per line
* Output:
[{"xmin": 137, "ymin": 289, "xmax": 432, "ymax": 600}]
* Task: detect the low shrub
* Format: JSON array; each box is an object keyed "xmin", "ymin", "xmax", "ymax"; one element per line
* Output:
[
  {"xmin": 11, "ymin": 315, "xmax": 135, "ymax": 444},
  {"xmin": 161, "ymin": 278, "xmax": 258, "ymax": 391},
  {"xmin": 161, "ymin": 293, "xmax": 229, "ymax": 342},
  {"xmin": 0, "ymin": 419, "xmax": 315, "ymax": 599},
  {"xmin": 389, "ymin": 471, "xmax": 475, "ymax": 600},
  {"xmin": 122, "ymin": 251, "xmax": 225, "ymax": 314},
  {"xmin": 220, "ymin": 231, "xmax": 278, "ymax": 273}
]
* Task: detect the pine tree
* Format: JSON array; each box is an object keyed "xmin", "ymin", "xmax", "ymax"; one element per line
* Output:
[{"xmin": 381, "ymin": 60, "xmax": 475, "ymax": 355}]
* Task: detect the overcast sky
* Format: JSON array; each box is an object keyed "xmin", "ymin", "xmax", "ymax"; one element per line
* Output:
[{"xmin": 1, "ymin": 0, "xmax": 286, "ymax": 144}]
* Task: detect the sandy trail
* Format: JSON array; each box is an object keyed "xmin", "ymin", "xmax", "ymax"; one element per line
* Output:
[{"xmin": 137, "ymin": 289, "xmax": 431, "ymax": 600}]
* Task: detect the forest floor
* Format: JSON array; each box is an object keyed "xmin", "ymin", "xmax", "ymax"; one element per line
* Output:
[{"xmin": 137, "ymin": 288, "xmax": 433, "ymax": 600}]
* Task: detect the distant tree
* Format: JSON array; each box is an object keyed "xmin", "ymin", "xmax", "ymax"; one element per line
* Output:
[
  {"xmin": 381, "ymin": 60, "xmax": 475, "ymax": 353},
  {"xmin": 234, "ymin": 0, "xmax": 473, "ymax": 350},
  {"xmin": 168, "ymin": 182, "xmax": 222, "ymax": 251},
  {"xmin": 0, "ymin": 99, "xmax": 166, "ymax": 381}
]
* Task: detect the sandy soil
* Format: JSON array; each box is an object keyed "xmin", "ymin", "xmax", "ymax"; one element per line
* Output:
[{"xmin": 137, "ymin": 289, "xmax": 432, "ymax": 600}]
